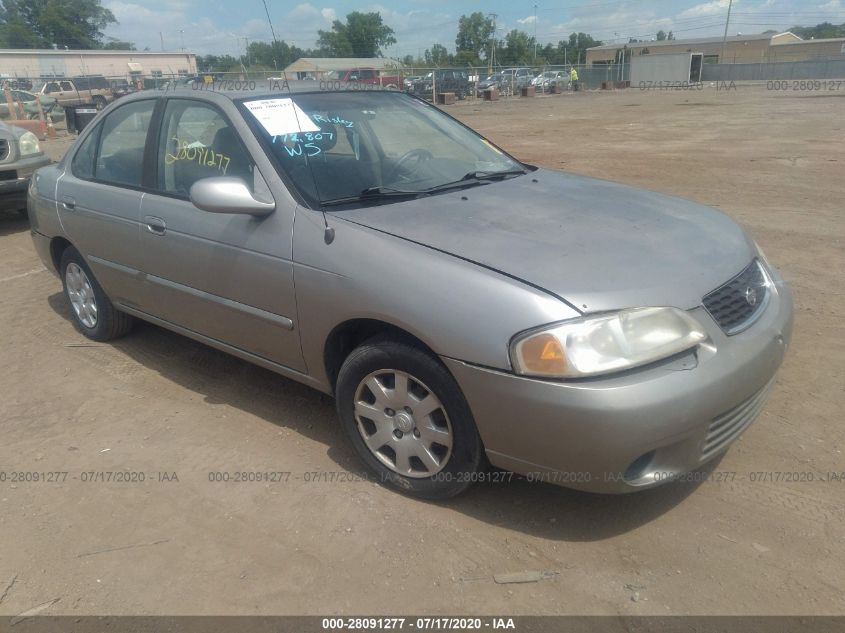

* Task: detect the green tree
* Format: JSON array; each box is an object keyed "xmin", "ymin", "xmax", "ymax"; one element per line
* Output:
[
  {"xmin": 0, "ymin": 0, "xmax": 117, "ymax": 49},
  {"xmin": 245, "ymin": 40, "xmax": 305, "ymax": 70},
  {"xmin": 101, "ymin": 38, "xmax": 134, "ymax": 50},
  {"xmin": 498, "ymin": 29, "xmax": 535, "ymax": 65},
  {"xmin": 565, "ymin": 32, "xmax": 602, "ymax": 65},
  {"xmin": 196, "ymin": 54, "xmax": 241, "ymax": 73},
  {"xmin": 316, "ymin": 11, "xmax": 396, "ymax": 57},
  {"xmin": 790, "ymin": 21, "xmax": 845, "ymax": 39},
  {"xmin": 656, "ymin": 30, "xmax": 667, "ymax": 41},
  {"xmin": 424, "ymin": 43, "xmax": 451, "ymax": 66},
  {"xmin": 455, "ymin": 12, "xmax": 494, "ymax": 63}
]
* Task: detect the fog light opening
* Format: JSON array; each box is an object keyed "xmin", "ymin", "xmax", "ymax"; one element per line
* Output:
[{"xmin": 624, "ymin": 451, "xmax": 656, "ymax": 483}]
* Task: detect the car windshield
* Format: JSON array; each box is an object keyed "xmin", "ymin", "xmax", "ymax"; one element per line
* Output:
[{"xmin": 240, "ymin": 91, "xmax": 524, "ymax": 208}]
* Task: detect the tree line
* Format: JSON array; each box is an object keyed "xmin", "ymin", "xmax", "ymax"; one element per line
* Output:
[{"xmin": 2, "ymin": 0, "xmax": 842, "ymax": 73}]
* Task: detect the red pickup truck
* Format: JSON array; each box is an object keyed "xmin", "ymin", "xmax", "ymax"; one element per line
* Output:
[{"xmin": 328, "ymin": 68, "xmax": 403, "ymax": 89}]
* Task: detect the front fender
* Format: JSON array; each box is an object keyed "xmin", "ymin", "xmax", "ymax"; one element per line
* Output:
[{"xmin": 292, "ymin": 208, "xmax": 578, "ymax": 389}]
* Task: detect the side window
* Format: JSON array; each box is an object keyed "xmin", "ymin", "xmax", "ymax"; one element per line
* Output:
[
  {"xmin": 157, "ymin": 100, "xmax": 254, "ymax": 196},
  {"xmin": 60, "ymin": 81, "xmax": 74, "ymax": 91},
  {"xmin": 45, "ymin": 82, "xmax": 59, "ymax": 94},
  {"xmin": 95, "ymin": 99, "xmax": 155, "ymax": 187},
  {"xmin": 71, "ymin": 125, "xmax": 100, "ymax": 179}
]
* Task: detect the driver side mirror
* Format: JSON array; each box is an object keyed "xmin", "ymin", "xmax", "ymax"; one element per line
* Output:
[{"xmin": 189, "ymin": 177, "xmax": 275, "ymax": 216}]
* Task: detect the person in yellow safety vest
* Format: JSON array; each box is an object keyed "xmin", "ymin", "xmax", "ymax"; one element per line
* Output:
[{"xmin": 570, "ymin": 67, "xmax": 580, "ymax": 91}]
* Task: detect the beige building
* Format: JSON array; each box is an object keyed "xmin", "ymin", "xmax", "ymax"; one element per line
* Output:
[
  {"xmin": 283, "ymin": 57, "xmax": 402, "ymax": 79},
  {"xmin": 765, "ymin": 38, "xmax": 845, "ymax": 62},
  {"xmin": 0, "ymin": 49, "xmax": 197, "ymax": 80},
  {"xmin": 585, "ymin": 32, "xmax": 845, "ymax": 66}
]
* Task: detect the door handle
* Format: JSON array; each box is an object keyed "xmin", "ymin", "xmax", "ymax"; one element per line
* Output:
[
  {"xmin": 61, "ymin": 195, "xmax": 75, "ymax": 210},
  {"xmin": 145, "ymin": 216, "xmax": 166, "ymax": 236}
]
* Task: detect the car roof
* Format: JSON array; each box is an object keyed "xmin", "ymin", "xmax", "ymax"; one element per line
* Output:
[{"xmin": 119, "ymin": 80, "xmax": 400, "ymax": 102}]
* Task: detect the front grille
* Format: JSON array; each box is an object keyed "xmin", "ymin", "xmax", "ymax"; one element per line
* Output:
[
  {"xmin": 703, "ymin": 259, "xmax": 769, "ymax": 334},
  {"xmin": 0, "ymin": 139, "xmax": 9, "ymax": 162},
  {"xmin": 701, "ymin": 380, "xmax": 774, "ymax": 461}
]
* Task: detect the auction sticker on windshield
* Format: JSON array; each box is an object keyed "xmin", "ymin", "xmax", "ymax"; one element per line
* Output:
[{"xmin": 244, "ymin": 98, "xmax": 320, "ymax": 136}]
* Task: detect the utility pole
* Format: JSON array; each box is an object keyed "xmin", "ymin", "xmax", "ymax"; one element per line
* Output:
[
  {"xmin": 533, "ymin": 4, "xmax": 538, "ymax": 63},
  {"xmin": 720, "ymin": 0, "xmax": 734, "ymax": 63},
  {"xmin": 488, "ymin": 13, "xmax": 498, "ymax": 74},
  {"xmin": 159, "ymin": 32, "xmax": 164, "ymax": 51}
]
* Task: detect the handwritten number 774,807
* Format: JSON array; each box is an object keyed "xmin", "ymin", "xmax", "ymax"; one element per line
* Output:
[{"xmin": 272, "ymin": 131, "xmax": 335, "ymax": 158}]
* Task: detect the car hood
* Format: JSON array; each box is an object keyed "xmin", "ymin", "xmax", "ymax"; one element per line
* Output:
[{"xmin": 332, "ymin": 168, "xmax": 755, "ymax": 313}]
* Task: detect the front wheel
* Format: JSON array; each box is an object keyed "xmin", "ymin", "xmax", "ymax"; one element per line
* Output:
[{"xmin": 336, "ymin": 338, "xmax": 484, "ymax": 499}]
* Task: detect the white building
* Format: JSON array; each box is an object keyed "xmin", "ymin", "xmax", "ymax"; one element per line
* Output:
[{"xmin": 0, "ymin": 49, "xmax": 197, "ymax": 80}]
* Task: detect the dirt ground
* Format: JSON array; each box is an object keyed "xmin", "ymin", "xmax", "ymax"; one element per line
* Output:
[{"xmin": 0, "ymin": 85, "xmax": 843, "ymax": 617}]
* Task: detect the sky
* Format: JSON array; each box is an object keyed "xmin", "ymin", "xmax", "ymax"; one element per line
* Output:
[{"xmin": 102, "ymin": 0, "xmax": 845, "ymax": 58}]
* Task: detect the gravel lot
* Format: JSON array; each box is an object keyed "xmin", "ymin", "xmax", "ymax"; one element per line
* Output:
[{"xmin": 0, "ymin": 85, "xmax": 843, "ymax": 616}]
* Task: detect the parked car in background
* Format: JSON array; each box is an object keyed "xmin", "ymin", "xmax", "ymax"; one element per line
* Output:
[
  {"xmin": 0, "ymin": 90, "xmax": 58, "ymax": 119},
  {"xmin": 476, "ymin": 72, "xmax": 505, "ymax": 96},
  {"xmin": 110, "ymin": 78, "xmax": 136, "ymax": 100},
  {"xmin": 0, "ymin": 76, "xmax": 33, "ymax": 90},
  {"xmin": 531, "ymin": 70, "xmax": 569, "ymax": 92},
  {"xmin": 402, "ymin": 75, "xmax": 422, "ymax": 90},
  {"xmin": 28, "ymin": 82, "xmax": 792, "ymax": 499},
  {"xmin": 411, "ymin": 69, "xmax": 471, "ymax": 100},
  {"xmin": 502, "ymin": 68, "xmax": 533, "ymax": 91},
  {"xmin": 38, "ymin": 75, "xmax": 113, "ymax": 110},
  {"xmin": 325, "ymin": 68, "xmax": 403, "ymax": 89},
  {"xmin": 0, "ymin": 119, "xmax": 51, "ymax": 214}
]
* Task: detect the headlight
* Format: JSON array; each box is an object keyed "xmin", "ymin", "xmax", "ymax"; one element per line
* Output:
[
  {"xmin": 510, "ymin": 307, "xmax": 707, "ymax": 378},
  {"xmin": 18, "ymin": 131, "xmax": 41, "ymax": 156}
]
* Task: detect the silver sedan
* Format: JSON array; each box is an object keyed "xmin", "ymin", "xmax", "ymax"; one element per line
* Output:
[{"xmin": 27, "ymin": 82, "xmax": 792, "ymax": 498}]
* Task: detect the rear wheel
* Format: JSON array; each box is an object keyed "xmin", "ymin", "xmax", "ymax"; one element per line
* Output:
[
  {"xmin": 92, "ymin": 95, "xmax": 107, "ymax": 110},
  {"xmin": 336, "ymin": 338, "xmax": 483, "ymax": 499},
  {"xmin": 60, "ymin": 246, "xmax": 133, "ymax": 341}
]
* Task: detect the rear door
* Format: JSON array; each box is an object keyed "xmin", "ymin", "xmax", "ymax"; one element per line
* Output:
[
  {"xmin": 138, "ymin": 97, "xmax": 304, "ymax": 371},
  {"xmin": 57, "ymin": 98, "xmax": 159, "ymax": 310}
]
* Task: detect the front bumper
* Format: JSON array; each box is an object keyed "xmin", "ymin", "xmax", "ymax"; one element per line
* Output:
[
  {"xmin": 0, "ymin": 154, "xmax": 52, "ymax": 201},
  {"xmin": 444, "ymin": 273, "xmax": 794, "ymax": 493}
]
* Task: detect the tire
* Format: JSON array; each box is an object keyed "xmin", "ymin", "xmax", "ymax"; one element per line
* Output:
[
  {"xmin": 59, "ymin": 246, "xmax": 133, "ymax": 341},
  {"xmin": 336, "ymin": 337, "xmax": 484, "ymax": 499},
  {"xmin": 92, "ymin": 95, "xmax": 107, "ymax": 110}
]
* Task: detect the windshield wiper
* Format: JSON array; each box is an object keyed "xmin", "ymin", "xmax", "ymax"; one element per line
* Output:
[
  {"xmin": 461, "ymin": 169, "xmax": 528, "ymax": 182},
  {"xmin": 417, "ymin": 169, "xmax": 528, "ymax": 195},
  {"xmin": 320, "ymin": 187, "xmax": 424, "ymax": 208},
  {"xmin": 320, "ymin": 170, "xmax": 527, "ymax": 208}
]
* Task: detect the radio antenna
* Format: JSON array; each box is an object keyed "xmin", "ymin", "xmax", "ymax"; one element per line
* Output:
[{"xmin": 262, "ymin": 0, "xmax": 279, "ymax": 45}]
